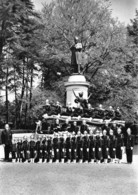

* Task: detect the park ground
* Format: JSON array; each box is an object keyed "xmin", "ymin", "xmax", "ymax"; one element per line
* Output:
[{"xmin": 0, "ymin": 146, "xmax": 138, "ymax": 195}]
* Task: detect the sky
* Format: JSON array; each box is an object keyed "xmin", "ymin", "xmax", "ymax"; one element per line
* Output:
[{"xmin": 32, "ymin": 0, "xmax": 138, "ymax": 25}]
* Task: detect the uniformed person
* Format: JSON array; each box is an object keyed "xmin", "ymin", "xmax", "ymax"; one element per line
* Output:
[
  {"xmin": 80, "ymin": 120, "xmax": 89, "ymax": 134},
  {"xmin": 12, "ymin": 138, "xmax": 17, "ymax": 163},
  {"xmin": 65, "ymin": 102, "xmax": 73, "ymax": 116},
  {"xmin": 1, "ymin": 124, "xmax": 12, "ymax": 162},
  {"xmin": 61, "ymin": 119, "xmax": 71, "ymax": 132},
  {"xmin": 102, "ymin": 121, "xmax": 110, "ymax": 135},
  {"xmin": 109, "ymin": 129, "xmax": 116, "ymax": 163},
  {"xmin": 105, "ymin": 106, "xmax": 115, "ymax": 120},
  {"xmin": 71, "ymin": 132, "xmax": 77, "ymax": 163},
  {"xmin": 73, "ymin": 102, "xmax": 83, "ymax": 117},
  {"xmin": 59, "ymin": 134, "xmax": 65, "ymax": 163},
  {"xmin": 94, "ymin": 104, "xmax": 105, "ymax": 119},
  {"xmin": 54, "ymin": 101, "xmax": 62, "ymax": 115},
  {"xmin": 102, "ymin": 130, "xmax": 110, "ymax": 163},
  {"xmin": 89, "ymin": 130, "xmax": 96, "ymax": 163},
  {"xmin": 71, "ymin": 121, "xmax": 79, "ymax": 134},
  {"xmin": 22, "ymin": 136, "xmax": 30, "ymax": 163},
  {"xmin": 52, "ymin": 119, "xmax": 61, "ymax": 133},
  {"xmin": 76, "ymin": 131, "xmax": 83, "ymax": 163},
  {"xmin": 110, "ymin": 121, "xmax": 118, "ymax": 136},
  {"xmin": 35, "ymin": 135, "xmax": 42, "ymax": 163},
  {"xmin": 29, "ymin": 135, "xmax": 36, "ymax": 163},
  {"xmin": 83, "ymin": 103, "xmax": 94, "ymax": 118},
  {"xmin": 45, "ymin": 99, "xmax": 51, "ymax": 115},
  {"xmin": 17, "ymin": 138, "xmax": 23, "ymax": 163},
  {"xmin": 53, "ymin": 133, "xmax": 60, "ymax": 163},
  {"xmin": 124, "ymin": 128, "xmax": 134, "ymax": 164},
  {"xmin": 83, "ymin": 131, "xmax": 90, "ymax": 163},
  {"xmin": 95, "ymin": 130, "xmax": 102, "ymax": 163},
  {"xmin": 47, "ymin": 136, "xmax": 53, "ymax": 163},
  {"xmin": 116, "ymin": 127, "xmax": 124, "ymax": 163},
  {"xmin": 41, "ymin": 135, "xmax": 47, "ymax": 163},
  {"xmin": 114, "ymin": 107, "xmax": 122, "ymax": 120},
  {"xmin": 65, "ymin": 133, "xmax": 72, "ymax": 163}
]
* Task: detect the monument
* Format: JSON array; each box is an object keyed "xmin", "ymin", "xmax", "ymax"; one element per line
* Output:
[{"xmin": 64, "ymin": 36, "xmax": 90, "ymax": 107}]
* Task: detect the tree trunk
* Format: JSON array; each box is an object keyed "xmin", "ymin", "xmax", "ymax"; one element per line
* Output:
[
  {"xmin": 19, "ymin": 62, "xmax": 25, "ymax": 128},
  {"xmin": 25, "ymin": 58, "xmax": 29, "ymax": 129},
  {"xmin": 14, "ymin": 69, "xmax": 17, "ymax": 129},
  {"xmin": 5, "ymin": 67, "xmax": 9, "ymax": 124},
  {"xmin": 29, "ymin": 66, "xmax": 33, "ymax": 109}
]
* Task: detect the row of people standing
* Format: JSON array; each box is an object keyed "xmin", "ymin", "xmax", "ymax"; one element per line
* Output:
[
  {"xmin": 2, "ymin": 126, "xmax": 134, "ymax": 164},
  {"xmin": 37, "ymin": 118, "xmax": 124, "ymax": 137},
  {"xmin": 44, "ymin": 100, "xmax": 122, "ymax": 120}
]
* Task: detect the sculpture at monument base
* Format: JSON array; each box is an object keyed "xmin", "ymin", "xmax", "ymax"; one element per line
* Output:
[{"xmin": 64, "ymin": 74, "xmax": 90, "ymax": 108}]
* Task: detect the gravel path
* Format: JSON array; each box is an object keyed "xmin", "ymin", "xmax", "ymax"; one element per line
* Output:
[{"xmin": 0, "ymin": 146, "xmax": 138, "ymax": 195}]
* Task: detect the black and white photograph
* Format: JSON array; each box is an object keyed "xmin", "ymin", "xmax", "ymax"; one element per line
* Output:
[{"xmin": 0, "ymin": 0, "xmax": 138, "ymax": 195}]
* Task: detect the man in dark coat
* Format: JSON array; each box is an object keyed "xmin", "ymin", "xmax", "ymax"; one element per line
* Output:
[
  {"xmin": 95, "ymin": 130, "xmax": 103, "ymax": 163},
  {"xmin": 89, "ymin": 130, "xmax": 96, "ymax": 163},
  {"xmin": 124, "ymin": 128, "xmax": 135, "ymax": 164},
  {"xmin": 94, "ymin": 104, "xmax": 105, "ymax": 119},
  {"xmin": 80, "ymin": 120, "xmax": 89, "ymax": 134},
  {"xmin": 71, "ymin": 121, "xmax": 79, "ymax": 134},
  {"xmin": 105, "ymin": 106, "xmax": 115, "ymax": 120},
  {"xmin": 83, "ymin": 131, "xmax": 90, "ymax": 163},
  {"xmin": 109, "ymin": 129, "xmax": 116, "ymax": 163},
  {"xmin": 114, "ymin": 107, "xmax": 122, "ymax": 120},
  {"xmin": 1, "ymin": 124, "xmax": 12, "ymax": 161},
  {"xmin": 102, "ymin": 130, "xmax": 110, "ymax": 163},
  {"xmin": 116, "ymin": 127, "xmax": 124, "ymax": 163}
]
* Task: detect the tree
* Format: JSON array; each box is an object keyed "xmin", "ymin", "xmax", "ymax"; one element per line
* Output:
[
  {"xmin": 39, "ymin": 0, "xmax": 137, "ymax": 121},
  {"xmin": 0, "ymin": 0, "xmax": 41, "ymax": 126}
]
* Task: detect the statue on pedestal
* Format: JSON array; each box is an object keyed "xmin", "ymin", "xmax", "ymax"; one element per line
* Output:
[{"xmin": 70, "ymin": 36, "xmax": 82, "ymax": 74}]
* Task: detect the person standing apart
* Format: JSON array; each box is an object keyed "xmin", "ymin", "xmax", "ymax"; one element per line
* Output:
[
  {"xmin": 125, "ymin": 128, "xmax": 134, "ymax": 164},
  {"xmin": 116, "ymin": 127, "xmax": 124, "ymax": 163},
  {"xmin": 1, "ymin": 124, "xmax": 12, "ymax": 162}
]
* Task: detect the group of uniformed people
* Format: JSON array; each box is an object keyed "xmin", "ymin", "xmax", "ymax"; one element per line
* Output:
[
  {"xmin": 8, "ymin": 125, "xmax": 134, "ymax": 164},
  {"xmin": 44, "ymin": 100, "xmax": 122, "ymax": 120}
]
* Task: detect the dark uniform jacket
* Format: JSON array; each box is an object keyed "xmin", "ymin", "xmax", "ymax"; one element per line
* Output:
[
  {"xmin": 105, "ymin": 109, "xmax": 115, "ymax": 120},
  {"xmin": 116, "ymin": 134, "xmax": 124, "ymax": 147},
  {"xmin": 71, "ymin": 137, "xmax": 77, "ymax": 150},
  {"xmin": 29, "ymin": 140, "xmax": 36, "ymax": 150},
  {"xmin": 80, "ymin": 124, "xmax": 88, "ymax": 134},
  {"xmin": 1, "ymin": 129, "xmax": 12, "ymax": 145},
  {"xmin": 83, "ymin": 136, "xmax": 90, "ymax": 148},
  {"xmin": 53, "ymin": 137, "xmax": 59, "ymax": 149},
  {"xmin": 102, "ymin": 135, "xmax": 110, "ymax": 148},
  {"xmin": 61, "ymin": 123, "xmax": 70, "ymax": 132},
  {"xmin": 109, "ymin": 135, "xmax": 116, "ymax": 148},
  {"xmin": 71, "ymin": 124, "xmax": 79, "ymax": 134},
  {"xmin": 94, "ymin": 108, "xmax": 105, "ymax": 119},
  {"xmin": 89, "ymin": 135, "xmax": 96, "ymax": 148},
  {"xmin": 124, "ymin": 135, "xmax": 134, "ymax": 149}
]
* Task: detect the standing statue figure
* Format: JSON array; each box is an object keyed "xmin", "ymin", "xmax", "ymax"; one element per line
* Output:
[{"xmin": 70, "ymin": 36, "xmax": 82, "ymax": 74}]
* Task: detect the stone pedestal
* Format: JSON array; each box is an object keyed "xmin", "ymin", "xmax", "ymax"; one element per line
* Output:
[{"xmin": 64, "ymin": 74, "xmax": 90, "ymax": 107}]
